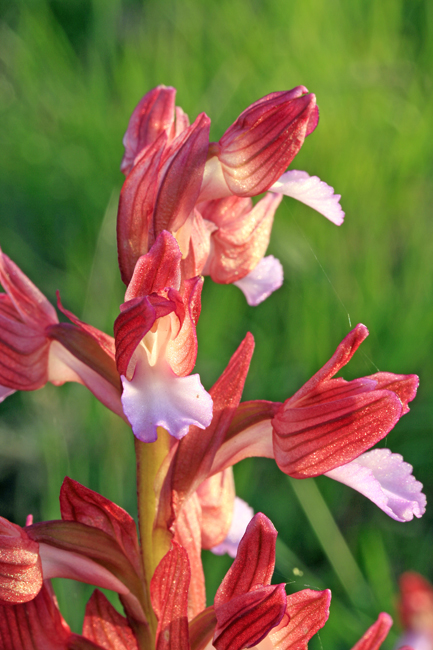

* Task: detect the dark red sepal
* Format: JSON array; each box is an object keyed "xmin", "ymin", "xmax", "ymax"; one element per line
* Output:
[
  {"xmin": 150, "ymin": 541, "xmax": 191, "ymax": 650},
  {"xmin": 213, "ymin": 584, "xmax": 287, "ymax": 650},
  {"xmin": 214, "ymin": 513, "xmax": 277, "ymax": 607}
]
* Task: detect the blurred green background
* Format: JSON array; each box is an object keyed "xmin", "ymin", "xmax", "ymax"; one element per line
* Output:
[{"xmin": 0, "ymin": 0, "xmax": 432, "ymax": 646}]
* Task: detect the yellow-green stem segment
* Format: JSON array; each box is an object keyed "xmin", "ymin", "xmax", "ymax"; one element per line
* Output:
[{"xmin": 135, "ymin": 427, "xmax": 171, "ymax": 639}]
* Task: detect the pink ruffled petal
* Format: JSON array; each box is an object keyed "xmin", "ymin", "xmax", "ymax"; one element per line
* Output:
[
  {"xmin": 234, "ymin": 255, "xmax": 283, "ymax": 306},
  {"xmin": 121, "ymin": 356, "xmax": 213, "ymax": 442},
  {"xmin": 271, "ymin": 170, "xmax": 345, "ymax": 225},
  {"xmin": 325, "ymin": 449, "xmax": 426, "ymax": 522},
  {"xmin": 211, "ymin": 497, "xmax": 254, "ymax": 558}
]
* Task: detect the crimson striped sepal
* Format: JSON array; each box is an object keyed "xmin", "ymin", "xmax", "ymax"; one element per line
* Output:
[
  {"xmin": 212, "ymin": 513, "xmax": 287, "ymax": 650},
  {"xmin": 118, "ymin": 109, "xmax": 210, "ymax": 285},
  {"xmin": 200, "ymin": 87, "xmax": 318, "ymax": 201},
  {"xmin": 150, "ymin": 541, "xmax": 191, "ymax": 650},
  {"xmin": 272, "ymin": 324, "xmax": 419, "ymax": 478}
]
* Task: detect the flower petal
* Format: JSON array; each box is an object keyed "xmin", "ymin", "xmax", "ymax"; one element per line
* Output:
[
  {"xmin": 0, "ymin": 582, "xmax": 72, "ymax": 650},
  {"xmin": 124, "ymin": 230, "xmax": 182, "ymax": 301},
  {"xmin": 215, "ymin": 513, "xmax": 277, "ymax": 608},
  {"xmin": 367, "ymin": 372, "xmax": 419, "ymax": 416},
  {"xmin": 325, "ymin": 449, "xmax": 426, "ymax": 521},
  {"xmin": 114, "ymin": 295, "xmax": 175, "ymax": 376},
  {"xmin": 38, "ymin": 544, "xmax": 130, "ymax": 595},
  {"xmin": 270, "ymin": 170, "xmax": 344, "ymax": 225},
  {"xmin": 210, "ymin": 401, "xmax": 278, "ymax": 475},
  {"xmin": 150, "ymin": 542, "xmax": 190, "ymax": 650},
  {"xmin": 47, "ymin": 340, "xmax": 124, "ymax": 420},
  {"xmin": 0, "ymin": 249, "xmax": 57, "ymax": 328},
  {"xmin": 27, "ymin": 520, "xmax": 146, "ymax": 620},
  {"xmin": 0, "ymin": 517, "xmax": 42, "ymax": 605},
  {"xmin": 201, "ymin": 193, "xmax": 282, "ymax": 285},
  {"xmin": 83, "ymin": 590, "xmax": 138, "ymax": 650},
  {"xmin": 214, "ymin": 89, "xmax": 318, "ymax": 198},
  {"xmin": 174, "ymin": 493, "xmax": 206, "ymax": 620},
  {"xmin": 0, "ymin": 385, "xmax": 16, "ymax": 402},
  {"xmin": 268, "ymin": 588, "xmax": 331, "ymax": 650},
  {"xmin": 213, "ymin": 584, "xmax": 287, "ymax": 650},
  {"xmin": 287, "ymin": 324, "xmax": 369, "ymax": 406},
  {"xmin": 234, "ymin": 255, "xmax": 283, "ymax": 306},
  {"xmin": 211, "ymin": 497, "xmax": 254, "ymax": 558},
  {"xmin": 121, "ymin": 85, "xmax": 176, "ymax": 175},
  {"xmin": 164, "ymin": 333, "xmax": 254, "ymax": 520},
  {"xmin": 398, "ymin": 571, "xmax": 433, "ymax": 630},
  {"xmin": 60, "ymin": 478, "xmax": 142, "ymax": 578},
  {"xmin": 121, "ymin": 357, "xmax": 213, "ymax": 442},
  {"xmin": 118, "ymin": 135, "xmax": 167, "ymax": 284},
  {"xmin": 166, "ymin": 276, "xmax": 203, "ymax": 377},
  {"xmin": 272, "ymin": 390, "xmax": 403, "ymax": 478},
  {"xmin": 351, "ymin": 613, "xmax": 393, "ymax": 650},
  {"xmin": 153, "ymin": 113, "xmax": 210, "ymax": 238},
  {"xmin": 0, "ymin": 294, "xmax": 51, "ymax": 391},
  {"xmin": 197, "ymin": 468, "xmax": 236, "ymax": 551}
]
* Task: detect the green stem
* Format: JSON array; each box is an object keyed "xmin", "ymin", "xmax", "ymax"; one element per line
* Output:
[{"xmin": 135, "ymin": 428, "xmax": 171, "ymax": 639}]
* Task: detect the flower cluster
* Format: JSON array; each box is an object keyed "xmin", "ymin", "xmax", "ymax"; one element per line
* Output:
[{"xmin": 0, "ymin": 85, "xmax": 425, "ymax": 648}]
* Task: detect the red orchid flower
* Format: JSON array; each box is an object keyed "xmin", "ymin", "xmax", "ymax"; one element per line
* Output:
[
  {"xmin": 118, "ymin": 86, "xmax": 344, "ymax": 307},
  {"xmin": 0, "ymin": 481, "xmax": 330, "ymax": 650},
  {"xmin": 158, "ymin": 324, "xmax": 423, "ymax": 543},
  {"xmin": 397, "ymin": 572, "xmax": 433, "ymax": 650},
  {"xmin": 0, "ymin": 231, "xmax": 213, "ymax": 443}
]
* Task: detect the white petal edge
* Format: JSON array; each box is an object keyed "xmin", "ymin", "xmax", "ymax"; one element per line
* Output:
[
  {"xmin": 270, "ymin": 170, "xmax": 345, "ymax": 225},
  {"xmin": 234, "ymin": 255, "xmax": 283, "ymax": 306},
  {"xmin": 325, "ymin": 448, "xmax": 426, "ymax": 522},
  {"xmin": 211, "ymin": 497, "xmax": 254, "ymax": 558},
  {"xmin": 0, "ymin": 385, "xmax": 16, "ymax": 403},
  {"xmin": 121, "ymin": 356, "xmax": 213, "ymax": 442}
]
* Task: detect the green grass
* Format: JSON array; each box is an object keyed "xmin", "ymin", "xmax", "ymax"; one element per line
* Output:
[{"xmin": 1, "ymin": 0, "xmax": 433, "ymax": 644}]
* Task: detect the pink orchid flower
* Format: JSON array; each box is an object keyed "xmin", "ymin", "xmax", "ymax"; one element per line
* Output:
[
  {"xmin": 397, "ymin": 572, "xmax": 433, "ymax": 650},
  {"xmin": 165, "ymin": 325, "xmax": 424, "ymax": 528},
  {"xmin": 0, "ymin": 232, "xmax": 213, "ymax": 443},
  {"xmin": 118, "ymin": 85, "xmax": 344, "ymax": 306}
]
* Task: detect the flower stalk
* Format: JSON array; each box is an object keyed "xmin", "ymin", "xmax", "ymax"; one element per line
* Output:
[{"xmin": 135, "ymin": 429, "xmax": 172, "ymax": 637}]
